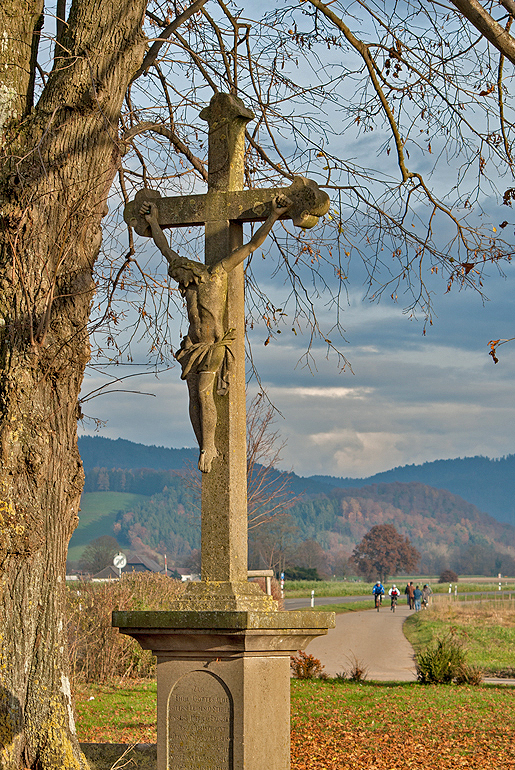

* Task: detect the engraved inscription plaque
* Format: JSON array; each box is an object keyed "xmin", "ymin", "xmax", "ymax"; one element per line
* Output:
[{"xmin": 167, "ymin": 670, "xmax": 233, "ymax": 770}]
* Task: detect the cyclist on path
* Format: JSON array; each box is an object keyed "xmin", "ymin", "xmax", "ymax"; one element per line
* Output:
[
  {"xmin": 372, "ymin": 581, "xmax": 385, "ymax": 609},
  {"xmin": 388, "ymin": 584, "xmax": 401, "ymax": 610}
]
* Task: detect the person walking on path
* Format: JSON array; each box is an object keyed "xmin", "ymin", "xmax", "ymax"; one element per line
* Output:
[
  {"xmin": 422, "ymin": 584, "xmax": 433, "ymax": 609},
  {"xmin": 405, "ymin": 581, "xmax": 415, "ymax": 610},
  {"xmin": 413, "ymin": 585, "xmax": 423, "ymax": 612}
]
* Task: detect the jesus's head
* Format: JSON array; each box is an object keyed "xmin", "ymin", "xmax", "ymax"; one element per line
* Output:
[{"xmin": 168, "ymin": 257, "xmax": 207, "ymax": 289}]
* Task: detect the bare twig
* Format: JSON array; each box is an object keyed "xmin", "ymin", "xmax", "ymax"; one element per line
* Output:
[{"xmin": 131, "ymin": 0, "xmax": 210, "ymax": 84}]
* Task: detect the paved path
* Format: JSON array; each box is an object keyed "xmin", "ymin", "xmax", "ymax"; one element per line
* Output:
[
  {"xmin": 285, "ymin": 595, "xmax": 371, "ymax": 611},
  {"xmin": 304, "ymin": 603, "xmax": 417, "ymax": 681}
]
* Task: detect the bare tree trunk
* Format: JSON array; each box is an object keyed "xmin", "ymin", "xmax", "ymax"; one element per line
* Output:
[{"xmin": 0, "ymin": 0, "xmax": 147, "ymax": 766}]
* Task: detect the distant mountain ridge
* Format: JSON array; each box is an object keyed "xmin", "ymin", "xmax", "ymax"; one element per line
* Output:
[
  {"xmin": 74, "ymin": 436, "xmax": 515, "ymax": 574},
  {"xmin": 309, "ymin": 454, "xmax": 515, "ymax": 527},
  {"xmin": 78, "ymin": 436, "xmax": 515, "ymax": 526},
  {"xmin": 78, "ymin": 435, "xmax": 334, "ymax": 496},
  {"xmin": 78, "ymin": 435, "xmax": 197, "ymax": 472}
]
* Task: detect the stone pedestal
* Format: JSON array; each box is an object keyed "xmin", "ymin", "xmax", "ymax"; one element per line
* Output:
[{"xmin": 113, "ymin": 609, "xmax": 334, "ymax": 770}]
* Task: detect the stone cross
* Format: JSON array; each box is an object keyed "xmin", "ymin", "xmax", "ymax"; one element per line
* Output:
[{"xmin": 124, "ymin": 93, "xmax": 329, "ymax": 604}]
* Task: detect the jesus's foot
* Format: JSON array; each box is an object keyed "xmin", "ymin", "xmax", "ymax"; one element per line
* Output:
[{"xmin": 198, "ymin": 446, "xmax": 217, "ymax": 473}]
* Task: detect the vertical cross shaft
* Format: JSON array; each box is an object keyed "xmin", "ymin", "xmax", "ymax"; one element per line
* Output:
[
  {"xmin": 199, "ymin": 94, "xmax": 254, "ymax": 584},
  {"xmin": 123, "ymin": 92, "xmax": 329, "ymax": 609}
]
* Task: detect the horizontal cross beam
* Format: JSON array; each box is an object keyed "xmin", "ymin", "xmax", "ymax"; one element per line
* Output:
[{"xmin": 124, "ymin": 176, "xmax": 330, "ymax": 237}]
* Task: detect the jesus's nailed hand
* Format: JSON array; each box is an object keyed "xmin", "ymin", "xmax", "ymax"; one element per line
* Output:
[
  {"xmin": 272, "ymin": 194, "xmax": 292, "ymax": 216},
  {"xmin": 139, "ymin": 201, "xmax": 159, "ymax": 223}
]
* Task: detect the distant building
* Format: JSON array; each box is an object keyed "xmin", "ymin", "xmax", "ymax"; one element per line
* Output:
[
  {"xmin": 122, "ymin": 554, "xmax": 165, "ymax": 574},
  {"xmin": 175, "ymin": 568, "xmax": 201, "ymax": 582},
  {"xmin": 91, "ymin": 565, "xmax": 120, "ymax": 582},
  {"xmin": 90, "ymin": 553, "xmax": 177, "ymax": 581}
]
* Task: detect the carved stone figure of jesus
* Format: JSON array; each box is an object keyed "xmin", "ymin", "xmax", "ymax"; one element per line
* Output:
[{"xmin": 140, "ymin": 195, "xmax": 292, "ymax": 473}]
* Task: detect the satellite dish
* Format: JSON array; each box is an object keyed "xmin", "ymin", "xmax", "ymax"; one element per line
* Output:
[{"xmin": 113, "ymin": 552, "xmax": 127, "ymax": 570}]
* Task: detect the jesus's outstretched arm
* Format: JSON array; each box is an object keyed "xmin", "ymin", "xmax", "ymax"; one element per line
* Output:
[
  {"xmin": 218, "ymin": 194, "xmax": 292, "ymax": 274},
  {"xmin": 140, "ymin": 202, "xmax": 181, "ymax": 267}
]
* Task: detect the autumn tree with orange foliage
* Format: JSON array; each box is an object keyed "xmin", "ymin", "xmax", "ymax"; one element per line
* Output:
[{"xmin": 352, "ymin": 524, "xmax": 420, "ymax": 583}]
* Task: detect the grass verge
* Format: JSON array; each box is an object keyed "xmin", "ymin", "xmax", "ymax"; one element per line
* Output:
[
  {"xmin": 313, "ymin": 600, "xmax": 371, "ymax": 613},
  {"xmin": 404, "ymin": 602, "xmax": 515, "ymax": 676}
]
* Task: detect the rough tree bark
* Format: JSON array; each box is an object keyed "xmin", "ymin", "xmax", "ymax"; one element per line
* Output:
[{"xmin": 0, "ymin": 0, "xmax": 147, "ymax": 767}]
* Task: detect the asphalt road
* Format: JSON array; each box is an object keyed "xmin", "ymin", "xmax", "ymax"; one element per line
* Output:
[
  {"xmin": 287, "ymin": 595, "xmax": 515, "ymax": 684},
  {"xmin": 299, "ymin": 602, "xmax": 417, "ymax": 681}
]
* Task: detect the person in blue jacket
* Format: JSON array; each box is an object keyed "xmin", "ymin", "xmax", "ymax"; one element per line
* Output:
[{"xmin": 372, "ymin": 581, "xmax": 385, "ymax": 608}]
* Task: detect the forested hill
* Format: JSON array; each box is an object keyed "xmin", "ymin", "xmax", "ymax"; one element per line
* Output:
[
  {"xmin": 309, "ymin": 454, "xmax": 515, "ymax": 527},
  {"xmin": 293, "ymin": 481, "xmax": 515, "ymax": 575},
  {"xmin": 79, "ymin": 437, "xmax": 515, "ymax": 527},
  {"xmin": 309, "ymin": 481, "xmax": 515, "ymax": 549},
  {"xmin": 75, "ymin": 437, "xmax": 515, "ymax": 574},
  {"xmin": 78, "ymin": 467, "xmax": 515, "ymax": 575},
  {"xmin": 78, "ymin": 435, "xmax": 197, "ymax": 472}
]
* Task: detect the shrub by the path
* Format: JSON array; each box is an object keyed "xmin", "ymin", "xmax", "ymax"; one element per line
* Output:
[
  {"xmin": 415, "ymin": 631, "xmax": 481, "ymax": 684},
  {"xmin": 290, "ymin": 651, "xmax": 325, "ymax": 679}
]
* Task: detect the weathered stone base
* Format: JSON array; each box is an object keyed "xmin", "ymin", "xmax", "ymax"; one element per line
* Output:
[
  {"xmin": 171, "ymin": 579, "xmax": 278, "ymax": 612},
  {"xmin": 81, "ymin": 744, "xmax": 156, "ymax": 770},
  {"xmin": 113, "ymin": 609, "xmax": 334, "ymax": 770}
]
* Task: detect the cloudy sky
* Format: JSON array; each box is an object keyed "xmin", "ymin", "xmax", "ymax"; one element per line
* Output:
[
  {"xmin": 78, "ymin": 5, "xmax": 515, "ymax": 479},
  {"xmin": 79, "ymin": 247, "xmax": 515, "ymax": 479}
]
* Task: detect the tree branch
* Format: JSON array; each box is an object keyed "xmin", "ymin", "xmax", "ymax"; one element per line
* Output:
[
  {"xmin": 449, "ymin": 0, "xmax": 515, "ymax": 65},
  {"xmin": 131, "ymin": 0, "xmax": 209, "ymax": 84},
  {"xmin": 307, "ymin": 0, "xmax": 415, "ymax": 183},
  {"xmin": 122, "ymin": 121, "xmax": 208, "ymax": 181}
]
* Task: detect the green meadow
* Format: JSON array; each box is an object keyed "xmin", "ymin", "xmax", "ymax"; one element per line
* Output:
[{"xmin": 67, "ymin": 492, "xmax": 147, "ymax": 562}]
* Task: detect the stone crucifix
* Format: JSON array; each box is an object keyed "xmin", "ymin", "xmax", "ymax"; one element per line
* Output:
[{"xmin": 124, "ymin": 93, "xmax": 329, "ymax": 592}]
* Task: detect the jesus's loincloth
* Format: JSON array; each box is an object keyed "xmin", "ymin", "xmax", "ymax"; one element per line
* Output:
[{"xmin": 175, "ymin": 328, "xmax": 236, "ymax": 396}]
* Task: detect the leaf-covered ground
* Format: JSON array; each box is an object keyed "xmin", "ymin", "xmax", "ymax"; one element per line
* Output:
[
  {"xmin": 75, "ymin": 679, "xmax": 515, "ymax": 768},
  {"xmin": 290, "ymin": 680, "xmax": 515, "ymax": 768}
]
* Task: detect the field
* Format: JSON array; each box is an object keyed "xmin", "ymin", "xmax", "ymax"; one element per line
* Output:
[
  {"xmin": 72, "ymin": 593, "xmax": 515, "ymax": 768},
  {"xmin": 67, "ymin": 492, "xmax": 147, "ymax": 562},
  {"xmin": 284, "ymin": 581, "xmax": 375, "ymax": 598},
  {"xmin": 74, "ymin": 679, "xmax": 515, "ymax": 768},
  {"xmin": 284, "ymin": 578, "xmax": 515, "ymax": 599}
]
